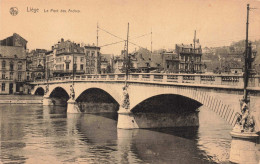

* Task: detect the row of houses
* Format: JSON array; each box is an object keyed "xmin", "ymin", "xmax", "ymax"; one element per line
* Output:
[
  {"xmin": 0, "ymin": 33, "xmax": 203, "ymax": 94},
  {"xmin": 113, "ymin": 44, "xmax": 203, "ymax": 74}
]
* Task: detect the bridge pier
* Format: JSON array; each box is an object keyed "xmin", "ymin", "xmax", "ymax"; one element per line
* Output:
[
  {"xmin": 229, "ymin": 129, "xmax": 259, "ymax": 164},
  {"xmin": 67, "ymin": 99, "xmax": 81, "ymax": 113},
  {"xmin": 117, "ymin": 108, "xmax": 139, "ymax": 129},
  {"xmin": 43, "ymin": 96, "xmax": 55, "ymax": 106}
]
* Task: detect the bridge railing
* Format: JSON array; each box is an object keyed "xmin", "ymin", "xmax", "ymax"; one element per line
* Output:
[{"xmin": 32, "ymin": 73, "xmax": 260, "ymax": 89}]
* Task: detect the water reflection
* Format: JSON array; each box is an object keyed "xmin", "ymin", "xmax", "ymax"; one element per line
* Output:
[{"xmin": 0, "ymin": 104, "xmax": 234, "ymax": 163}]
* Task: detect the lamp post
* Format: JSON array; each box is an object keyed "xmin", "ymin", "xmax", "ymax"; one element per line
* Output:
[{"xmin": 229, "ymin": 4, "xmax": 258, "ymax": 164}]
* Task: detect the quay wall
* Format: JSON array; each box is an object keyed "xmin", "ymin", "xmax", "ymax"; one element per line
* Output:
[{"xmin": 0, "ymin": 95, "xmax": 43, "ymax": 104}]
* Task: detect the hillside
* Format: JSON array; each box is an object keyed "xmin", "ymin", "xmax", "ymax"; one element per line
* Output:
[{"xmin": 202, "ymin": 39, "xmax": 260, "ymax": 73}]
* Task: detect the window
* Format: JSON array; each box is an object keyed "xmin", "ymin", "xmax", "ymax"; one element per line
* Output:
[
  {"xmin": 91, "ymin": 51, "xmax": 95, "ymax": 57},
  {"xmin": 80, "ymin": 64, "xmax": 84, "ymax": 70},
  {"xmin": 1, "ymin": 83, "xmax": 5, "ymax": 91},
  {"xmin": 18, "ymin": 61, "xmax": 22, "ymax": 70},
  {"xmin": 86, "ymin": 51, "xmax": 90, "ymax": 56},
  {"xmin": 91, "ymin": 68, "xmax": 95, "ymax": 74},
  {"xmin": 2, "ymin": 60, "xmax": 6, "ymax": 69},
  {"xmin": 86, "ymin": 68, "xmax": 90, "ymax": 74},
  {"xmin": 18, "ymin": 72, "xmax": 22, "ymax": 81},
  {"xmin": 73, "ymin": 64, "xmax": 77, "ymax": 71},
  {"xmin": 66, "ymin": 63, "xmax": 69, "ymax": 70},
  {"xmin": 80, "ymin": 57, "xmax": 84, "ymax": 62},
  {"xmin": 2, "ymin": 73, "xmax": 5, "ymax": 79},
  {"xmin": 10, "ymin": 62, "xmax": 14, "ymax": 70},
  {"xmin": 10, "ymin": 72, "xmax": 13, "ymax": 80}
]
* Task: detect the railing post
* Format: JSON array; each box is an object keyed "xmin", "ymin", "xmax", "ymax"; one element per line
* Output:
[
  {"xmin": 238, "ymin": 76, "xmax": 244, "ymax": 87},
  {"xmin": 194, "ymin": 75, "xmax": 201, "ymax": 84},
  {"xmin": 215, "ymin": 76, "xmax": 222, "ymax": 85},
  {"xmin": 150, "ymin": 74, "xmax": 154, "ymax": 82},
  {"xmin": 138, "ymin": 74, "xmax": 142, "ymax": 81},
  {"xmin": 163, "ymin": 74, "xmax": 167, "ymax": 82},
  {"xmin": 178, "ymin": 75, "xmax": 183, "ymax": 83}
]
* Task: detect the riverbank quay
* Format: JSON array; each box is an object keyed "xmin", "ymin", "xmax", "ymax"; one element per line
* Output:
[{"xmin": 0, "ymin": 95, "xmax": 43, "ymax": 104}]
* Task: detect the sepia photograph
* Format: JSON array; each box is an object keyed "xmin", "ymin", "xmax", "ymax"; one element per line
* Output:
[{"xmin": 0, "ymin": 0, "xmax": 260, "ymax": 163}]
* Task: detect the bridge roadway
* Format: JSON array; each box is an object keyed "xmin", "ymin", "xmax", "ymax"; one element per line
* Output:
[{"xmin": 31, "ymin": 73, "xmax": 260, "ymax": 131}]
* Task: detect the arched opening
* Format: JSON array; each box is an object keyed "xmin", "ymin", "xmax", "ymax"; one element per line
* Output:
[
  {"xmin": 76, "ymin": 88, "xmax": 119, "ymax": 117},
  {"xmin": 36, "ymin": 73, "xmax": 43, "ymax": 80},
  {"xmin": 49, "ymin": 87, "xmax": 69, "ymax": 106},
  {"xmin": 131, "ymin": 94, "xmax": 202, "ymax": 128},
  {"xmin": 132, "ymin": 94, "xmax": 202, "ymax": 113},
  {"xmin": 35, "ymin": 87, "xmax": 44, "ymax": 95}
]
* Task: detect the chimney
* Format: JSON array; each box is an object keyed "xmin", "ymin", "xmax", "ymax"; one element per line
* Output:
[
  {"xmin": 61, "ymin": 38, "xmax": 64, "ymax": 42},
  {"xmin": 52, "ymin": 46, "xmax": 54, "ymax": 50}
]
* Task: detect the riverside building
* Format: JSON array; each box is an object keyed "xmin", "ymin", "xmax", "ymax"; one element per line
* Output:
[
  {"xmin": 175, "ymin": 43, "xmax": 203, "ymax": 73},
  {"xmin": 47, "ymin": 38, "xmax": 86, "ymax": 77},
  {"xmin": 0, "ymin": 33, "xmax": 28, "ymax": 94}
]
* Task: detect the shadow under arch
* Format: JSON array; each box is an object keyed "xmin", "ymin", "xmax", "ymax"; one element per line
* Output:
[
  {"xmin": 76, "ymin": 88, "xmax": 120, "ymax": 118},
  {"xmin": 34, "ymin": 87, "xmax": 44, "ymax": 95},
  {"xmin": 49, "ymin": 87, "xmax": 70, "ymax": 106},
  {"xmin": 131, "ymin": 94, "xmax": 203, "ymax": 128},
  {"xmin": 131, "ymin": 94, "xmax": 202, "ymax": 113}
]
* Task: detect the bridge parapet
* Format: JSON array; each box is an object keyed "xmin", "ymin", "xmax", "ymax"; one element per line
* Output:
[{"xmin": 31, "ymin": 73, "xmax": 260, "ymax": 90}]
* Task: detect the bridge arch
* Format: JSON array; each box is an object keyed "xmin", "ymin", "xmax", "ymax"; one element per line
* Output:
[
  {"xmin": 128, "ymin": 85, "xmax": 240, "ymax": 126},
  {"xmin": 48, "ymin": 86, "xmax": 70, "ymax": 106},
  {"xmin": 34, "ymin": 87, "xmax": 45, "ymax": 95},
  {"xmin": 131, "ymin": 94, "xmax": 202, "ymax": 114},
  {"xmin": 49, "ymin": 87, "xmax": 70, "ymax": 98},
  {"xmin": 46, "ymin": 84, "xmax": 71, "ymax": 97},
  {"xmin": 74, "ymin": 83, "xmax": 122, "ymax": 105},
  {"xmin": 76, "ymin": 87, "xmax": 119, "ymax": 104},
  {"xmin": 76, "ymin": 87, "xmax": 120, "ymax": 113}
]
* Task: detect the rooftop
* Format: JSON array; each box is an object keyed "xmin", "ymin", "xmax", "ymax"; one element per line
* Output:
[
  {"xmin": 0, "ymin": 45, "xmax": 26, "ymax": 59},
  {"xmin": 176, "ymin": 43, "xmax": 201, "ymax": 49}
]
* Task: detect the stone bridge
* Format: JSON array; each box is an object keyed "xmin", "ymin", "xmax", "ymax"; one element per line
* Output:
[{"xmin": 31, "ymin": 73, "xmax": 260, "ymax": 130}]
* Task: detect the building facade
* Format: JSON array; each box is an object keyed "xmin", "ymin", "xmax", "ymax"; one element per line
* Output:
[
  {"xmin": 44, "ymin": 39, "xmax": 102, "ymax": 77},
  {"xmin": 84, "ymin": 45, "xmax": 101, "ymax": 74},
  {"xmin": 100, "ymin": 54, "xmax": 113, "ymax": 74},
  {"xmin": 46, "ymin": 39, "xmax": 86, "ymax": 77},
  {"xmin": 27, "ymin": 49, "xmax": 47, "ymax": 81},
  {"xmin": 0, "ymin": 33, "xmax": 28, "ymax": 94},
  {"xmin": 161, "ymin": 51, "xmax": 179, "ymax": 73},
  {"xmin": 45, "ymin": 51, "xmax": 54, "ymax": 78},
  {"xmin": 175, "ymin": 43, "xmax": 202, "ymax": 73}
]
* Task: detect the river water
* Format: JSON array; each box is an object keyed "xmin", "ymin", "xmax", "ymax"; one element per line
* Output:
[{"xmin": 0, "ymin": 104, "xmax": 233, "ymax": 164}]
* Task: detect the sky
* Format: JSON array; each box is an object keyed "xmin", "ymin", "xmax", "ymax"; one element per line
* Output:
[{"xmin": 1, "ymin": 0, "xmax": 260, "ymax": 55}]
